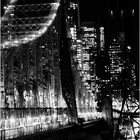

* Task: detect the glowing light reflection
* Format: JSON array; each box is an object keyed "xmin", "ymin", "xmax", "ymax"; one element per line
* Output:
[
  {"xmin": 0, "ymin": 112, "xmax": 70, "ymax": 139},
  {"xmin": 78, "ymin": 111, "xmax": 105, "ymax": 121}
]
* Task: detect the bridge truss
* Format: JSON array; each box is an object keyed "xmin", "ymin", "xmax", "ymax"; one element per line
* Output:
[
  {"xmin": 112, "ymin": 62, "xmax": 140, "ymax": 140},
  {"xmin": 0, "ymin": 0, "xmax": 103, "ymax": 139}
]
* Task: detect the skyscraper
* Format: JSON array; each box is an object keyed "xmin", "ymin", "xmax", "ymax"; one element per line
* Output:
[
  {"xmin": 108, "ymin": 39, "xmax": 124, "ymax": 81},
  {"xmin": 66, "ymin": 0, "xmax": 80, "ymax": 29},
  {"xmin": 108, "ymin": 38, "xmax": 125, "ymax": 100},
  {"xmin": 66, "ymin": 0, "xmax": 80, "ymax": 61},
  {"xmin": 80, "ymin": 22, "xmax": 97, "ymax": 93},
  {"xmin": 99, "ymin": 27, "xmax": 105, "ymax": 51}
]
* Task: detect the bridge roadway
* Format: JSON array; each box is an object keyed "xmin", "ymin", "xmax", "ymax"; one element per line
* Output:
[{"xmin": 12, "ymin": 119, "xmax": 112, "ymax": 140}]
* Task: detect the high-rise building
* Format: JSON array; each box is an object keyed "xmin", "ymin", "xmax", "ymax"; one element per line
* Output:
[
  {"xmin": 79, "ymin": 22, "xmax": 97, "ymax": 93},
  {"xmin": 108, "ymin": 38, "xmax": 125, "ymax": 100},
  {"xmin": 99, "ymin": 27, "xmax": 105, "ymax": 51},
  {"xmin": 65, "ymin": 0, "xmax": 80, "ymax": 62},
  {"xmin": 66, "ymin": 0, "xmax": 80, "ymax": 29},
  {"xmin": 108, "ymin": 39, "xmax": 124, "ymax": 81}
]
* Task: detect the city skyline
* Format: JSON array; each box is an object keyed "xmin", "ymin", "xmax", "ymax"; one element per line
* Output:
[{"xmin": 78, "ymin": 0, "xmax": 139, "ymax": 86}]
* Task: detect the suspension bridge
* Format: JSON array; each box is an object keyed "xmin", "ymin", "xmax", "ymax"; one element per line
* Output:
[{"xmin": 0, "ymin": 0, "xmax": 139, "ymax": 140}]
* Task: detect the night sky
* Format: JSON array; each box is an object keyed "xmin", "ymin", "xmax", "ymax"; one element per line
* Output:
[
  {"xmin": 78, "ymin": 0, "xmax": 138, "ymax": 21},
  {"xmin": 78, "ymin": 0, "xmax": 139, "ymax": 41},
  {"xmin": 78, "ymin": 0, "xmax": 139, "ymax": 42}
]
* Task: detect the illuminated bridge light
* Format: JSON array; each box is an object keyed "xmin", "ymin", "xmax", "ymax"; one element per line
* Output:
[
  {"xmin": 0, "ymin": 109, "xmax": 72, "ymax": 139},
  {"xmin": 1, "ymin": 1, "xmax": 60, "ymax": 49}
]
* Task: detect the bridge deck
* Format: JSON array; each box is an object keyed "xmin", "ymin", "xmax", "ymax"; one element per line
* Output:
[{"xmin": 7, "ymin": 119, "xmax": 112, "ymax": 140}]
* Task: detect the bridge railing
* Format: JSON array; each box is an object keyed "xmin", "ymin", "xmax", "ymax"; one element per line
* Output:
[{"xmin": 0, "ymin": 107, "xmax": 73, "ymax": 140}]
